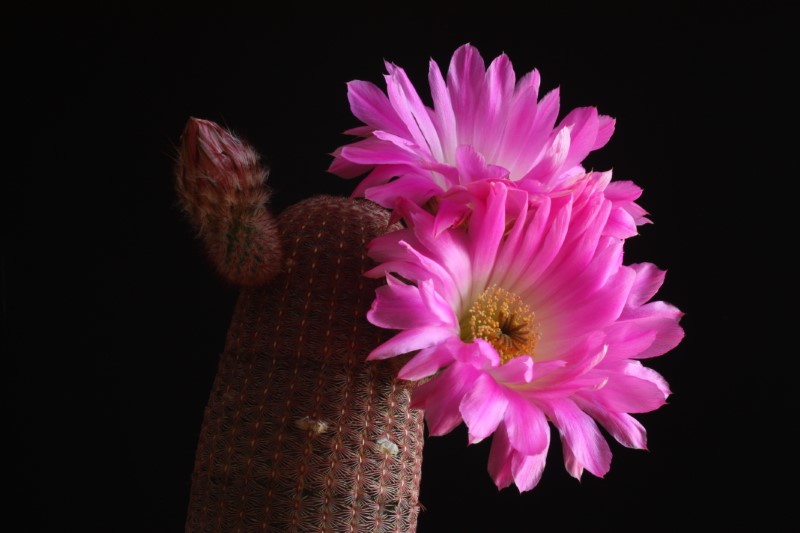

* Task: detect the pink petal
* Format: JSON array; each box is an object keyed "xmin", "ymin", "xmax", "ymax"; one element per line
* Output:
[
  {"xmin": 428, "ymin": 58, "xmax": 457, "ymax": 162},
  {"xmin": 619, "ymin": 302, "xmax": 685, "ymax": 359},
  {"xmin": 487, "ymin": 422, "xmax": 514, "ymax": 489},
  {"xmin": 455, "ymin": 145, "xmax": 510, "ymax": 183},
  {"xmin": 363, "ymin": 173, "xmax": 444, "ymax": 209},
  {"xmin": 418, "ymin": 278, "xmax": 459, "ymax": 325},
  {"xmin": 547, "ymin": 399, "xmax": 612, "ymax": 478},
  {"xmin": 369, "ymin": 233, "xmax": 456, "ymax": 292},
  {"xmin": 491, "ymin": 195, "xmax": 549, "ymax": 293},
  {"xmin": 605, "ymin": 180, "xmax": 651, "ymax": 226},
  {"xmin": 351, "ymin": 163, "xmax": 410, "ymax": 198},
  {"xmin": 346, "ymin": 80, "xmax": 407, "ymax": 135},
  {"xmin": 595, "ymin": 114, "xmax": 616, "ymax": 149},
  {"xmin": 340, "ymin": 137, "xmax": 420, "ymax": 166},
  {"xmin": 638, "ymin": 316, "xmax": 684, "ymax": 358},
  {"xmin": 604, "ymin": 178, "xmax": 643, "ymax": 202},
  {"xmin": 531, "ymin": 204, "xmax": 615, "ymax": 305},
  {"xmin": 412, "ymin": 363, "xmax": 481, "ymax": 435},
  {"xmin": 468, "ymin": 182, "xmax": 508, "ymax": 287},
  {"xmin": 622, "ymin": 360, "xmax": 671, "ymax": 398},
  {"xmin": 504, "ymin": 394, "xmax": 549, "ymax": 455},
  {"xmin": 546, "ymin": 266, "xmax": 635, "ymax": 334},
  {"xmin": 369, "ymin": 276, "xmax": 456, "ymax": 334},
  {"xmin": 604, "ymin": 205, "xmax": 639, "ymax": 239},
  {"xmin": 557, "ymin": 106, "xmax": 601, "ymax": 170},
  {"xmin": 627, "ymin": 263, "xmax": 667, "ymax": 308},
  {"xmin": 365, "ymin": 228, "xmax": 415, "ymax": 265},
  {"xmin": 371, "ymin": 129, "xmax": 426, "ymax": 153},
  {"xmin": 342, "ymin": 125, "xmax": 375, "ymax": 137},
  {"xmin": 367, "ymin": 325, "xmax": 454, "ymax": 360},
  {"xmin": 447, "ymin": 43, "xmax": 486, "ymax": 147},
  {"xmin": 507, "ymin": 87, "xmax": 560, "ymax": 177},
  {"xmin": 603, "ymin": 312, "xmax": 684, "ymax": 361},
  {"xmin": 603, "ymin": 321, "xmax": 659, "ymax": 361},
  {"xmin": 561, "ymin": 433, "xmax": 584, "ymax": 480},
  {"xmin": 490, "ymin": 421, "xmax": 550, "ymax": 492},
  {"xmin": 474, "ymin": 53, "xmax": 515, "ymax": 160},
  {"xmin": 514, "ymin": 68, "xmax": 541, "ymax": 95},
  {"xmin": 367, "ymin": 275, "xmax": 440, "ymax": 329},
  {"xmin": 531, "ymin": 338, "xmax": 608, "ymax": 393},
  {"xmin": 397, "ymin": 240, "xmax": 467, "ymax": 306},
  {"xmin": 495, "ymin": 83, "xmax": 540, "ymax": 174},
  {"xmin": 385, "ymin": 65, "xmax": 444, "ymax": 161},
  {"xmin": 397, "ymin": 345, "xmax": 457, "ymax": 381},
  {"xmin": 515, "ymin": 195, "xmax": 571, "ymax": 287},
  {"xmin": 521, "ymin": 126, "xmax": 571, "ymax": 184},
  {"xmin": 328, "ymin": 145, "xmax": 371, "ymax": 179},
  {"xmin": 450, "ymin": 337, "xmax": 501, "ymax": 369},
  {"xmin": 432, "ymin": 191, "xmax": 473, "ymax": 236},
  {"xmin": 491, "ymin": 356, "xmax": 534, "ymax": 383},
  {"xmin": 459, "ymin": 372, "xmax": 509, "ymax": 444},
  {"xmin": 577, "ymin": 401, "xmax": 648, "ymax": 450},
  {"xmin": 588, "ymin": 372, "xmax": 668, "ymax": 413},
  {"xmin": 512, "ymin": 447, "xmax": 548, "ymax": 492}
]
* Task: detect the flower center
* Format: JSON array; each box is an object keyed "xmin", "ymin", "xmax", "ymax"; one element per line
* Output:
[{"xmin": 462, "ymin": 285, "xmax": 540, "ymax": 364}]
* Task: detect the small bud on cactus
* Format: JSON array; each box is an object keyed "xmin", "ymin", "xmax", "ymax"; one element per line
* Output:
[{"xmin": 176, "ymin": 117, "xmax": 282, "ymax": 286}]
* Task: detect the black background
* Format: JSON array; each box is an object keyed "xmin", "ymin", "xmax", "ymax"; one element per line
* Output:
[{"xmin": 7, "ymin": 10, "xmax": 789, "ymax": 532}]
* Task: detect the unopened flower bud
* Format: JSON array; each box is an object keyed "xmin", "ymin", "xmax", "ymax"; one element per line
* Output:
[
  {"xmin": 174, "ymin": 117, "xmax": 281, "ymax": 286},
  {"xmin": 178, "ymin": 117, "xmax": 265, "ymax": 193}
]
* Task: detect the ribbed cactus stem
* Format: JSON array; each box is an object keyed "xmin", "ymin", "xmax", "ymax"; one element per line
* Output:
[
  {"xmin": 177, "ymin": 118, "xmax": 425, "ymax": 532},
  {"xmin": 185, "ymin": 196, "xmax": 425, "ymax": 532},
  {"xmin": 176, "ymin": 117, "xmax": 282, "ymax": 286}
]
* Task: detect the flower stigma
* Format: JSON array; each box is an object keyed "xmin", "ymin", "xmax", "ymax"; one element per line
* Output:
[{"xmin": 462, "ymin": 285, "xmax": 540, "ymax": 364}]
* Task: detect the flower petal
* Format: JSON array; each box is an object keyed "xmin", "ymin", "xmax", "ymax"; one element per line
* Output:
[
  {"xmin": 547, "ymin": 399, "xmax": 612, "ymax": 478},
  {"xmin": 455, "ymin": 145, "xmax": 510, "ymax": 183},
  {"xmin": 428, "ymin": 57, "xmax": 457, "ymax": 163},
  {"xmin": 347, "ymin": 79, "xmax": 407, "ymax": 135},
  {"xmin": 474, "ymin": 52, "xmax": 515, "ymax": 160},
  {"xmin": 627, "ymin": 262, "xmax": 667, "ymax": 308},
  {"xmin": 412, "ymin": 363, "xmax": 481, "ymax": 435},
  {"xmin": 385, "ymin": 64, "xmax": 444, "ymax": 161},
  {"xmin": 491, "ymin": 356, "xmax": 534, "ymax": 384},
  {"xmin": 367, "ymin": 325, "xmax": 454, "ymax": 360},
  {"xmin": 367, "ymin": 274, "xmax": 453, "ymax": 330},
  {"xmin": 459, "ymin": 372, "xmax": 509, "ymax": 444},
  {"xmin": 587, "ymin": 371, "xmax": 668, "ymax": 413},
  {"xmin": 397, "ymin": 344, "xmax": 456, "ymax": 381},
  {"xmin": 512, "ymin": 447, "xmax": 548, "ymax": 492},
  {"xmin": 447, "ymin": 43, "xmax": 486, "ymax": 147},
  {"xmin": 577, "ymin": 401, "xmax": 648, "ymax": 450},
  {"xmin": 504, "ymin": 394, "xmax": 549, "ymax": 455},
  {"xmin": 487, "ymin": 422, "xmax": 515, "ymax": 489}
]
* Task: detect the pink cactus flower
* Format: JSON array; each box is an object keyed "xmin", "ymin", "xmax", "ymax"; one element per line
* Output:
[
  {"xmin": 364, "ymin": 178, "xmax": 683, "ymax": 491},
  {"xmin": 329, "ymin": 43, "xmax": 615, "ymax": 208}
]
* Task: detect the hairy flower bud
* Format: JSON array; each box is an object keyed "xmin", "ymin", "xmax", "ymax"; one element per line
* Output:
[{"xmin": 175, "ymin": 117, "xmax": 282, "ymax": 286}]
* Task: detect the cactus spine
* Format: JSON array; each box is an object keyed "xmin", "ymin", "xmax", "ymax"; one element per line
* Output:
[{"xmin": 176, "ymin": 118, "xmax": 425, "ymax": 532}]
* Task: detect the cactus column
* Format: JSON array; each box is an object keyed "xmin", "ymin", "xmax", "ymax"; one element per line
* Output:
[{"xmin": 176, "ymin": 118, "xmax": 425, "ymax": 532}]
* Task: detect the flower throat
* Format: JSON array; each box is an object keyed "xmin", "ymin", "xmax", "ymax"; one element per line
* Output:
[{"xmin": 462, "ymin": 285, "xmax": 540, "ymax": 364}]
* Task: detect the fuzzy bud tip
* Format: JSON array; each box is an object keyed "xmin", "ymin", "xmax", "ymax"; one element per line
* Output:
[{"xmin": 178, "ymin": 117, "xmax": 265, "ymax": 192}]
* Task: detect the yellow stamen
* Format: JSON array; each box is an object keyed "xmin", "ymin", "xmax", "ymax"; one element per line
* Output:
[{"xmin": 462, "ymin": 285, "xmax": 540, "ymax": 364}]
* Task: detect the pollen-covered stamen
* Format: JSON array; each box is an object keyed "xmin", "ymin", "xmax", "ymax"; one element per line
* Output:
[{"xmin": 462, "ymin": 285, "xmax": 540, "ymax": 364}]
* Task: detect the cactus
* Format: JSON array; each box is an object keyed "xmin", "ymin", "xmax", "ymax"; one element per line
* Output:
[
  {"xmin": 176, "ymin": 118, "xmax": 425, "ymax": 532},
  {"xmin": 175, "ymin": 117, "xmax": 283, "ymax": 286}
]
